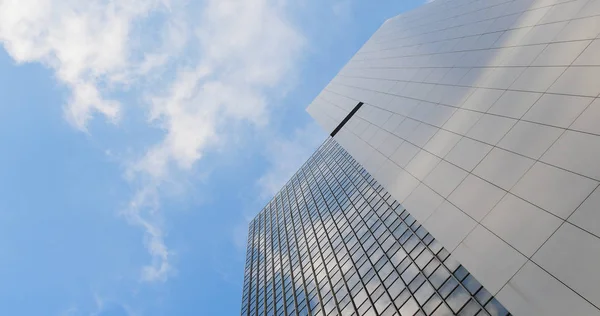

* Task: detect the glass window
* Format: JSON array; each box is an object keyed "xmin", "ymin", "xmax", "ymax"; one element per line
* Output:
[
  {"xmin": 485, "ymin": 298, "xmax": 509, "ymax": 316},
  {"xmin": 447, "ymin": 286, "xmax": 471, "ymax": 313},
  {"xmin": 401, "ymin": 263, "xmax": 419, "ymax": 284},
  {"xmin": 423, "ymin": 294, "xmax": 442, "ymax": 315},
  {"xmin": 399, "ymin": 297, "xmax": 420, "ymax": 316},
  {"xmin": 408, "ymin": 273, "xmax": 426, "ymax": 292},
  {"xmin": 453, "ymin": 265, "xmax": 469, "ymax": 281},
  {"xmin": 439, "ymin": 277, "xmax": 458, "ymax": 299},
  {"xmin": 414, "ymin": 281, "xmax": 435, "ymax": 305},
  {"xmin": 458, "ymin": 298, "xmax": 481, "ymax": 316},
  {"xmin": 462, "ymin": 274, "xmax": 482, "ymax": 295}
]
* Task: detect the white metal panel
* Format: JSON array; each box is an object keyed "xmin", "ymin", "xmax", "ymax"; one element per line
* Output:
[{"xmin": 307, "ymin": 0, "xmax": 600, "ymax": 313}]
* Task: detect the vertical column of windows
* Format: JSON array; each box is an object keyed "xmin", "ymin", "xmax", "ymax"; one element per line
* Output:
[
  {"xmin": 266, "ymin": 205, "xmax": 275, "ymax": 316},
  {"xmin": 278, "ymin": 196, "xmax": 293, "ymax": 316},
  {"xmin": 257, "ymin": 212, "xmax": 266, "ymax": 316},
  {"xmin": 284, "ymin": 186, "xmax": 312, "ymax": 316},
  {"xmin": 298, "ymin": 162, "xmax": 360, "ymax": 316},
  {"xmin": 278, "ymin": 195, "xmax": 298, "ymax": 316},
  {"xmin": 293, "ymin": 174, "xmax": 324, "ymax": 316},
  {"xmin": 250, "ymin": 213, "xmax": 261, "ymax": 316},
  {"xmin": 283, "ymin": 183, "xmax": 322, "ymax": 316},
  {"xmin": 291, "ymin": 172, "xmax": 342, "ymax": 316},
  {"xmin": 274, "ymin": 202, "xmax": 288, "ymax": 316},
  {"xmin": 325, "ymin": 147, "xmax": 420, "ymax": 315},
  {"xmin": 241, "ymin": 220, "xmax": 256, "ymax": 316},
  {"xmin": 309, "ymin": 145, "xmax": 382, "ymax": 316}
]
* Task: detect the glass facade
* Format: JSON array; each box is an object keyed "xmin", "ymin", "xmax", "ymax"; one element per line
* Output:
[{"xmin": 241, "ymin": 138, "xmax": 510, "ymax": 316}]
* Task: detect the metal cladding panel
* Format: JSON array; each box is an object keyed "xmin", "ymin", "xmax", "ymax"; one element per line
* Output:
[{"xmin": 306, "ymin": 0, "xmax": 600, "ymax": 314}]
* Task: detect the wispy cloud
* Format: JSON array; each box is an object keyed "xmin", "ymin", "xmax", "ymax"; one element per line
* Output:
[
  {"xmin": 89, "ymin": 293, "xmax": 136, "ymax": 316},
  {"xmin": 0, "ymin": 0, "xmax": 305, "ymax": 283},
  {"xmin": 257, "ymin": 121, "xmax": 325, "ymax": 199},
  {"xmin": 59, "ymin": 306, "xmax": 79, "ymax": 316}
]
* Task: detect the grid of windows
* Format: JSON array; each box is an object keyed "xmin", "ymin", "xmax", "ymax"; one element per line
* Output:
[{"xmin": 241, "ymin": 138, "xmax": 510, "ymax": 316}]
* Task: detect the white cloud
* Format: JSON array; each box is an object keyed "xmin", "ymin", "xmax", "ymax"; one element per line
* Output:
[
  {"xmin": 0, "ymin": 0, "xmax": 167, "ymax": 130},
  {"xmin": 257, "ymin": 121, "xmax": 325, "ymax": 199},
  {"xmin": 0, "ymin": 0, "xmax": 305, "ymax": 283}
]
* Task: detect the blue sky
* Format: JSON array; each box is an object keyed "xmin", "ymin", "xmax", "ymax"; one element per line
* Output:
[{"xmin": 0, "ymin": 0, "xmax": 424, "ymax": 315}]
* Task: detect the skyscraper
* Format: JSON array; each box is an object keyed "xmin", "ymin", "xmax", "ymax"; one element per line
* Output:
[{"xmin": 243, "ymin": 0, "xmax": 600, "ymax": 314}]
